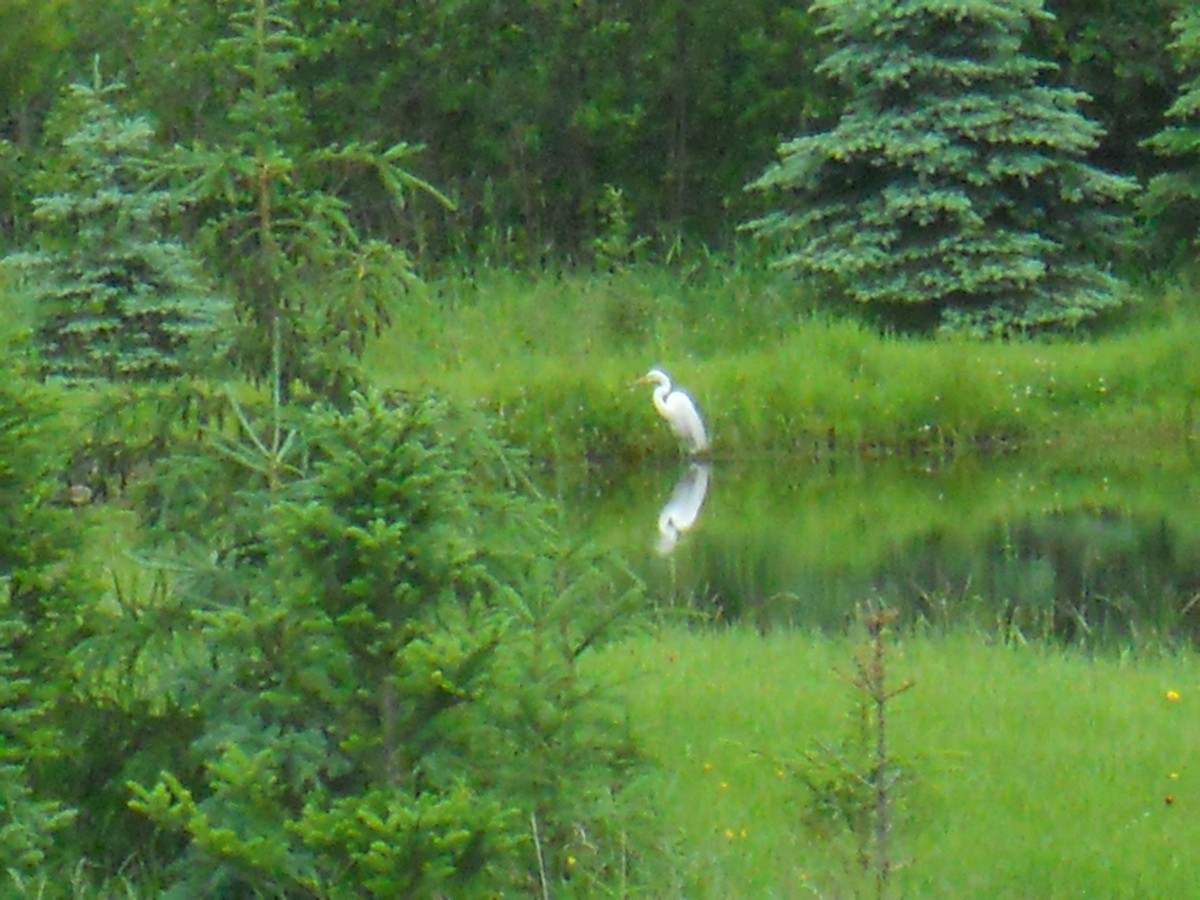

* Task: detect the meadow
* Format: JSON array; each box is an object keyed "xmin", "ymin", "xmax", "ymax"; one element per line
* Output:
[{"xmin": 596, "ymin": 625, "xmax": 1197, "ymax": 897}]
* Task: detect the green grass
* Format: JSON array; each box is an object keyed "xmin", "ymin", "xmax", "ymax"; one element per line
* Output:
[
  {"xmin": 593, "ymin": 626, "xmax": 1198, "ymax": 897},
  {"xmin": 366, "ymin": 263, "xmax": 1200, "ymax": 463}
]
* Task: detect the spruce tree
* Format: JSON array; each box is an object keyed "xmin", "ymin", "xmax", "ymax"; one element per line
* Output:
[
  {"xmin": 156, "ymin": 0, "xmax": 451, "ymax": 400},
  {"xmin": 746, "ymin": 0, "xmax": 1138, "ymax": 334},
  {"xmin": 7, "ymin": 75, "xmax": 226, "ymax": 382},
  {"xmin": 1142, "ymin": 8, "xmax": 1200, "ymax": 252},
  {"xmin": 127, "ymin": 393, "xmax": 645, "ymax": 895}
]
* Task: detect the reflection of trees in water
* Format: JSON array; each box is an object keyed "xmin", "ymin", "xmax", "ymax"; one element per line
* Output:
[
  {"xmin": 659, "ymin": 509, "xmax": 1200, "ymax": 644},
  {"xmin": 882, "ymin": 510, "xmax": 1200, "ymax": 644}
]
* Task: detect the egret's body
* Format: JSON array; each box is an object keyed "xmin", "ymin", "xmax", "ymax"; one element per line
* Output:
[{"xmin": 638, "ymin": 368, "xmax": 709, "ymax": 455}]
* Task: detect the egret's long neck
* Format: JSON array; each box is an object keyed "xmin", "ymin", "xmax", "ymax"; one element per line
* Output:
[{"xmin": 653, "ymin": 384, "xmax": 672, "ymax": 416}]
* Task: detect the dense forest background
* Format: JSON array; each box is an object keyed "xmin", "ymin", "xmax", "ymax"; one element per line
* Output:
[{"xmin": 0, "ymin": 0, "xmax": 1192, "ymax": 267}]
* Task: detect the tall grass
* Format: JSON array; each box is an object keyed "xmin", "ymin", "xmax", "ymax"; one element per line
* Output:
[
  {"xmin": 367, "ymin": 263, "xmax": 1200, "ymax": 463},
  {"xmin": 594, "ymin": 625, "xmax": 1199, "ymax": 897}
]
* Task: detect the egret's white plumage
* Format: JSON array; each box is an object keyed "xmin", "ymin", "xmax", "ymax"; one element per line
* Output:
[{"xmin": 638, "ymin": 367, "xmax": 709, "ymax": 454}]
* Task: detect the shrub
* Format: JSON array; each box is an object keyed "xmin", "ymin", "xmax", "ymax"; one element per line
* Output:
[{"xmin": 127, "ymin": 391, "xmax": 647, "ymax": 895}]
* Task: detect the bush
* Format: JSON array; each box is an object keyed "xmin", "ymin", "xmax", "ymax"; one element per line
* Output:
[{"xmin": 126, "ymin": 391, "xmax": 647, "ymax": 895}]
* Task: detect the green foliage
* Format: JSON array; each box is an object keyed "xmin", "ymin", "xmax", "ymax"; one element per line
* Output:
[
  {"xmin": 0, "ymin": 1, "xmax": 74, "ymax": 249},
  {"xmin": 0, "ymin": 617, "xmax": 77, "ymax": 888},
  {"xmin": 746, "ymin": 0, "xmax": 1138, "ymax": 334},
  {"xmin": 592, "ymin": 184, "xmax": 650, "ymax": 270},
  {"xmin": 277, "ymin": 0, "xmax": 831, "ymax": 260},
  {"xmin": 0, "ymin": 71, "xmax": 231, "ymax": 514},
  {"xmin": 1142, "ymin": 8, "xmax": 1200, "ymax": 256},
  {"xmin": 1035, "ymin": 0, "xmax": 1180, "ymax": 180},
  {"xmin": 126, "ymin": 391, "xmax": 646, "ymax": 895},
  {"xmin": 153, "ymin": 0, "xmax": 450, "ymax": 399},
  {"xmin": 0, "ymin": 0, "xmax": 1191, "ymax": 265},
  {"xmin": 0, "ymin": 359, "xmax": 83, "ymax": 889},
  {"xmin": 0, "ymin": 370, "xmax": 70, "ymax": 608},
  {"xmin": 5, "ymin": 74, "xmax": 227, "ymax": 382}
]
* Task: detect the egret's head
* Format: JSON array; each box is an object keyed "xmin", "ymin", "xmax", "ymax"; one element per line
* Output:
[{"xmin": 637, "ymin": 367, "xmax": 671, "ymax": 389}]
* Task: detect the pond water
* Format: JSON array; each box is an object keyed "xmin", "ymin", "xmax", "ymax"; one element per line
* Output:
[{"xmin": 550, "ymin": 446, "xmax": 1200, "ymax": 644}]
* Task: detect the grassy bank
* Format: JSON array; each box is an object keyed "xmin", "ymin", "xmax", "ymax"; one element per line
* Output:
[
  {"xmin": 595, "ymin": 625, "xmax": 1198, "ymax": 897},
  {"xmin": 365, "ymin": 264, "xmax": 1200, "ymax": 464}
]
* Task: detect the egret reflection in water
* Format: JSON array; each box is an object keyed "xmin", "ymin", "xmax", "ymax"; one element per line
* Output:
[{"xmin": 656, "ymin": 462, "xmax": 711, "ymax": 555}]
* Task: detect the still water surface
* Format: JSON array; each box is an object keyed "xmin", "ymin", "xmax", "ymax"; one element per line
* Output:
[{"xmin": 550, "ymin": 447, "xmax": 1200, "ymax": 643}]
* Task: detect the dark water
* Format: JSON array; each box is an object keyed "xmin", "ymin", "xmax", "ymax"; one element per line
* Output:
[{"xmin": 553, "ymin": 447, "xmax": 1200, "ymax": 644}]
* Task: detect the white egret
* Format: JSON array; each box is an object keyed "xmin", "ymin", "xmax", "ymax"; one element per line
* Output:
[{"xmin": 637, "ymin": 367, "xmax": 709, "ymax": 455}]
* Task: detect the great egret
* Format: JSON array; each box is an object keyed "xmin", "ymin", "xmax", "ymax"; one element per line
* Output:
[{"xmin": 638, "ymin": 367, "xmax": 709, "ymax": 455}]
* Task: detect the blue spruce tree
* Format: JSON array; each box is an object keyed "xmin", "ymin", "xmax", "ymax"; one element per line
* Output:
[{"xmin": 747, "ymin": 0, "xmax": 1138, "ymax": 334}]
